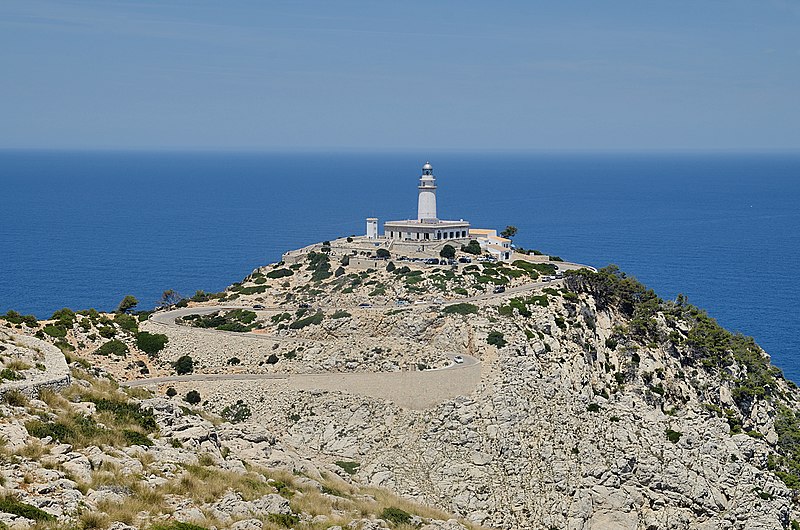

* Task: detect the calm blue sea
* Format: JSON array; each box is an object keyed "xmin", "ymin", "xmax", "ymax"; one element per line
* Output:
[{"xmin": 1, "ymin": 151, "xmax": 799, "ymax": 379}]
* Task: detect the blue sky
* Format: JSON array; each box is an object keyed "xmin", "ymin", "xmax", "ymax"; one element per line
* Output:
[{"xmin": 1, "ymin": 1, "xmax": 798, "ymax": 150}]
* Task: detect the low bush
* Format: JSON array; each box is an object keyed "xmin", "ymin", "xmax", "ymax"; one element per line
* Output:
[
  {"xmin": 42, "ymin": 325, "xmax": 67, "ymax": 338},
  {"xmin": 2, "ymin": 310, "xmax": 38, "ymax": 327},
  {"xmin": 487, "ymin": 330, "xmax": 506, "ymax": 348},
  {"xmin": 665, "ymin": 429, "xmax": 682, "ymax": 443},
  {"xmin": 95, "ymin": 339, "xmax": 129, "ymax": 356},
  {"xmin": 461, "ymin": 240, "xmax": 482, "ymax": 255},
  {"xmin": 174, "ymin": 355, "xmax": 194, "ymax": 375},
  {"xmin": 0, "ymin": 368, "xmax": 24, "ymax": 381},
  {"xmin": 381, "ymin": 507, "xmax": 413, "ymax": 526},
  {"xmin": 442, "ymin": 303, "xmax": 478, "ymax": 315},
  {"xmin": 266, "ymin": 268, "xmax": 293, "ymax": 279},
  {"xmin": 289, "ymin": 312, "xmax": 324, "ymax": 329},
  {"xmin": 0, "ymin": 496, "xmax": 55, "ymax": 521},
  {"xmin": 185, "ymin": 390, "xmax": 201, "ymax": 405},
  {"xmin": 221, "ymin": 400, "xmax": 252, "ymax": 423},
  {"xmin": 330, "ymin": 310, "xmax": 351, "ymax": 319},
  {"xmin": 114, "ymin": 313, "xmax": 139, "ymax": 333},
  {"xmin": 122, "ymin": 429, "xmax": 153, "ymax": 447},
  {"xmin": 136, "ymin": 331, "xmax": 169, "ymax": 356},
  {"xmin": 334, "ymin": 460, "xmax": 360, "ymax": 474}
]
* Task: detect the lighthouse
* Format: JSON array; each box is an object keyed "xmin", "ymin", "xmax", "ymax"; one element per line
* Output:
[
  {"xmin": 417, "ymin": 162, "xmax": 437, "ymax": 222},
  {"xmin": 382, "ymin": 161, "xmax": 471, "ymax": 242}
]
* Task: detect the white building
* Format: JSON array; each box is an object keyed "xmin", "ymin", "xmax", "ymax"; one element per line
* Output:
[
  {"xmin": 381, "ymin": 162, "xmax": 470, "ymax": 242},
  {"xmin": 469, "ymin": 228, "xmax": 512, "ymax": 261}
]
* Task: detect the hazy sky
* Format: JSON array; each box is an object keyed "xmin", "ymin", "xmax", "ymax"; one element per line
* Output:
[{"xmin": 1, "ymin": 1, "xmax": 798, "ymax": 150}]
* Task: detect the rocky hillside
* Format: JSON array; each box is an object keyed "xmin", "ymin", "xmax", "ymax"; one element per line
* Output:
[
  {"xmin": 4, "ymin": 248, "xmax": 800, "ymax": 530},
  {"xmin": 0, "ymin": 329, "xmax": 479, "ymax": 530}
]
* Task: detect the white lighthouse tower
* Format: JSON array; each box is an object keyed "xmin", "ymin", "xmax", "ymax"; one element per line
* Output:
[
  {"xmin": 383, "ymin": 161, "xmax": 470, "ymax": 242},
  {"xmin": 417, "ymin": 162, "xmax": 437, "ymax": 222}
]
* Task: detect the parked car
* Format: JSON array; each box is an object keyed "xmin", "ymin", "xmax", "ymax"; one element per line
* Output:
[
  {"xmin": 458, "ymin": 257, "xmax": 472, "ymax": 263},
  {"xmin": 299, "ymin": 303, "xmax": 311, "ymax": 308},
  {"xmin": 358, "ymin": 302, "xmax": 372, "ymax": 308},
  {"xmin": 453, "ymin": 355, "xmax": 464, "ymax": 364},
  {"xmin": 252, "ymin": 304, "xmax": 265, "ymax": 309},
  {"xmin": 493, "ymin": 286, "xmax": 506, "ymax": 294}
]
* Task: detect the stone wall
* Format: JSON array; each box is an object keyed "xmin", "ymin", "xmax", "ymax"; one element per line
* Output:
[{"xmin": 0, "ymin": 331, "xmax": 71, "ymax": 399}]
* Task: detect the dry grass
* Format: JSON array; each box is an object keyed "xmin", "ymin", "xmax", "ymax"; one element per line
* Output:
[
  {"xmin": 97, "ymin": 482, "xmax": 168, "ymax": 525},
  {"xmin": 4, "ymin": 359, "xmax": 32, "ymax": 371},
  {"xmin": 164, "ymin": 464, "xmax": 274, "ymax": 504},
  {"xmin": 38, "ymin": 388, "xmax": 69, "ymax": 410},
  {"xmin": 14, "ymin": 440, "xmax": 47, "ymax": 460},
  {"xmin": 124, "ymin": 385, "xmax": 154, "ymax": 400},
  {"xmin": 2, "ymin": 389, "xmax": 28, "ymax": 407}
]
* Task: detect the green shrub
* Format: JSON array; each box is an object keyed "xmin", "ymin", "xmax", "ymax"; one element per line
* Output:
[
  {"xmin": 440, "ymin": 244, "xmax": 456, "ymax": 259},
  {"xmin": 376, "ymin": 248, "xmax": 390, "ymax": 258},
  {"xmin": 51, "ymin": 307, "xmax": 76, "ymax": 326},
  {"xmin": 0, "ymin": 369, "xmax": 24, "ymax": 381},
  {"xmin": 461, "ymin": 240, "xmax": 482, "ymax": 255},
  {"xmin": 95, "ymin": 339, "xmax": 129, "ymax": 356},
  {"xmin": 2, "ymin": 310, "xmax": 38, "ymax": 327},
  {"xmin": 0, "ymin": 496, "xmax": 55, "ymax": 521},
  {"xmin": 185, "ymin": 390, "xmax": 201, "ymax": 405},
  {"xmin": 487, "ymin": 330, "xmax": 506, "ymax": 347},
  {"xmin": 136, "ymin": 331, "xmax": 169, "ymax": 356},
  {"xmin": 221, "ymin": 400, "xmax": 252, "ymax": 423},
  {"xmin": 289, "ymin": 312, "xmax": 324, "ymax": 329},
  {"xmin": 443, "ymin": 303, "xmax": 478, "ymax": 315},
  {"xmin": 587, "ymin": 403, "xmax": 601, "ymax": 413},
  {"xmin": 330, "ymin": 310, "xmax": 351, "ymax": 319},
  {"xmin": 114, "ymin": 313, "xmax": 139, "ymax": 333},
  {"xmin": 166, "ymin": 387, "xmax": 177, "ymax": 397},
  {"xmin": 665, "ymin": 429, "xmax": 682, "ymax": 443},
  {"xmin": 25, "ymin": 419, "xmax": 74, "ymax": 441},
  {"xmin": 562, "ymin": 291, "xmax": 579, "ymax": 302},
  {"xmin": 381, "ymin": 507, "xmax": 413, "ymax": 526},
  {"xmin": 174, "ymin": 355, "xmax": 194, "ymax": 375},
  {"xmin": 98, "ymin": 326, "xmax": 116, "ymax": 338},
  {"xmin": 42, "ymin": 325, "xmax": 67, "ymax": 338},
  {"xmin": 334, "ymin": 460, "xmax": 360, "ymax": 474},
  {"xmin": 122, "ymin": 429, "xmax": 153, "ymax": 447},
  {"xmin": 266, "ymin": 268, "xmax": 294, "ymax": 279}
]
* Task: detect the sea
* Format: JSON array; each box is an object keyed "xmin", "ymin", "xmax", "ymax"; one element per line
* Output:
[{"xmin": 1, "ymin": 150, "xmax": 799, "ymax": 380}]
